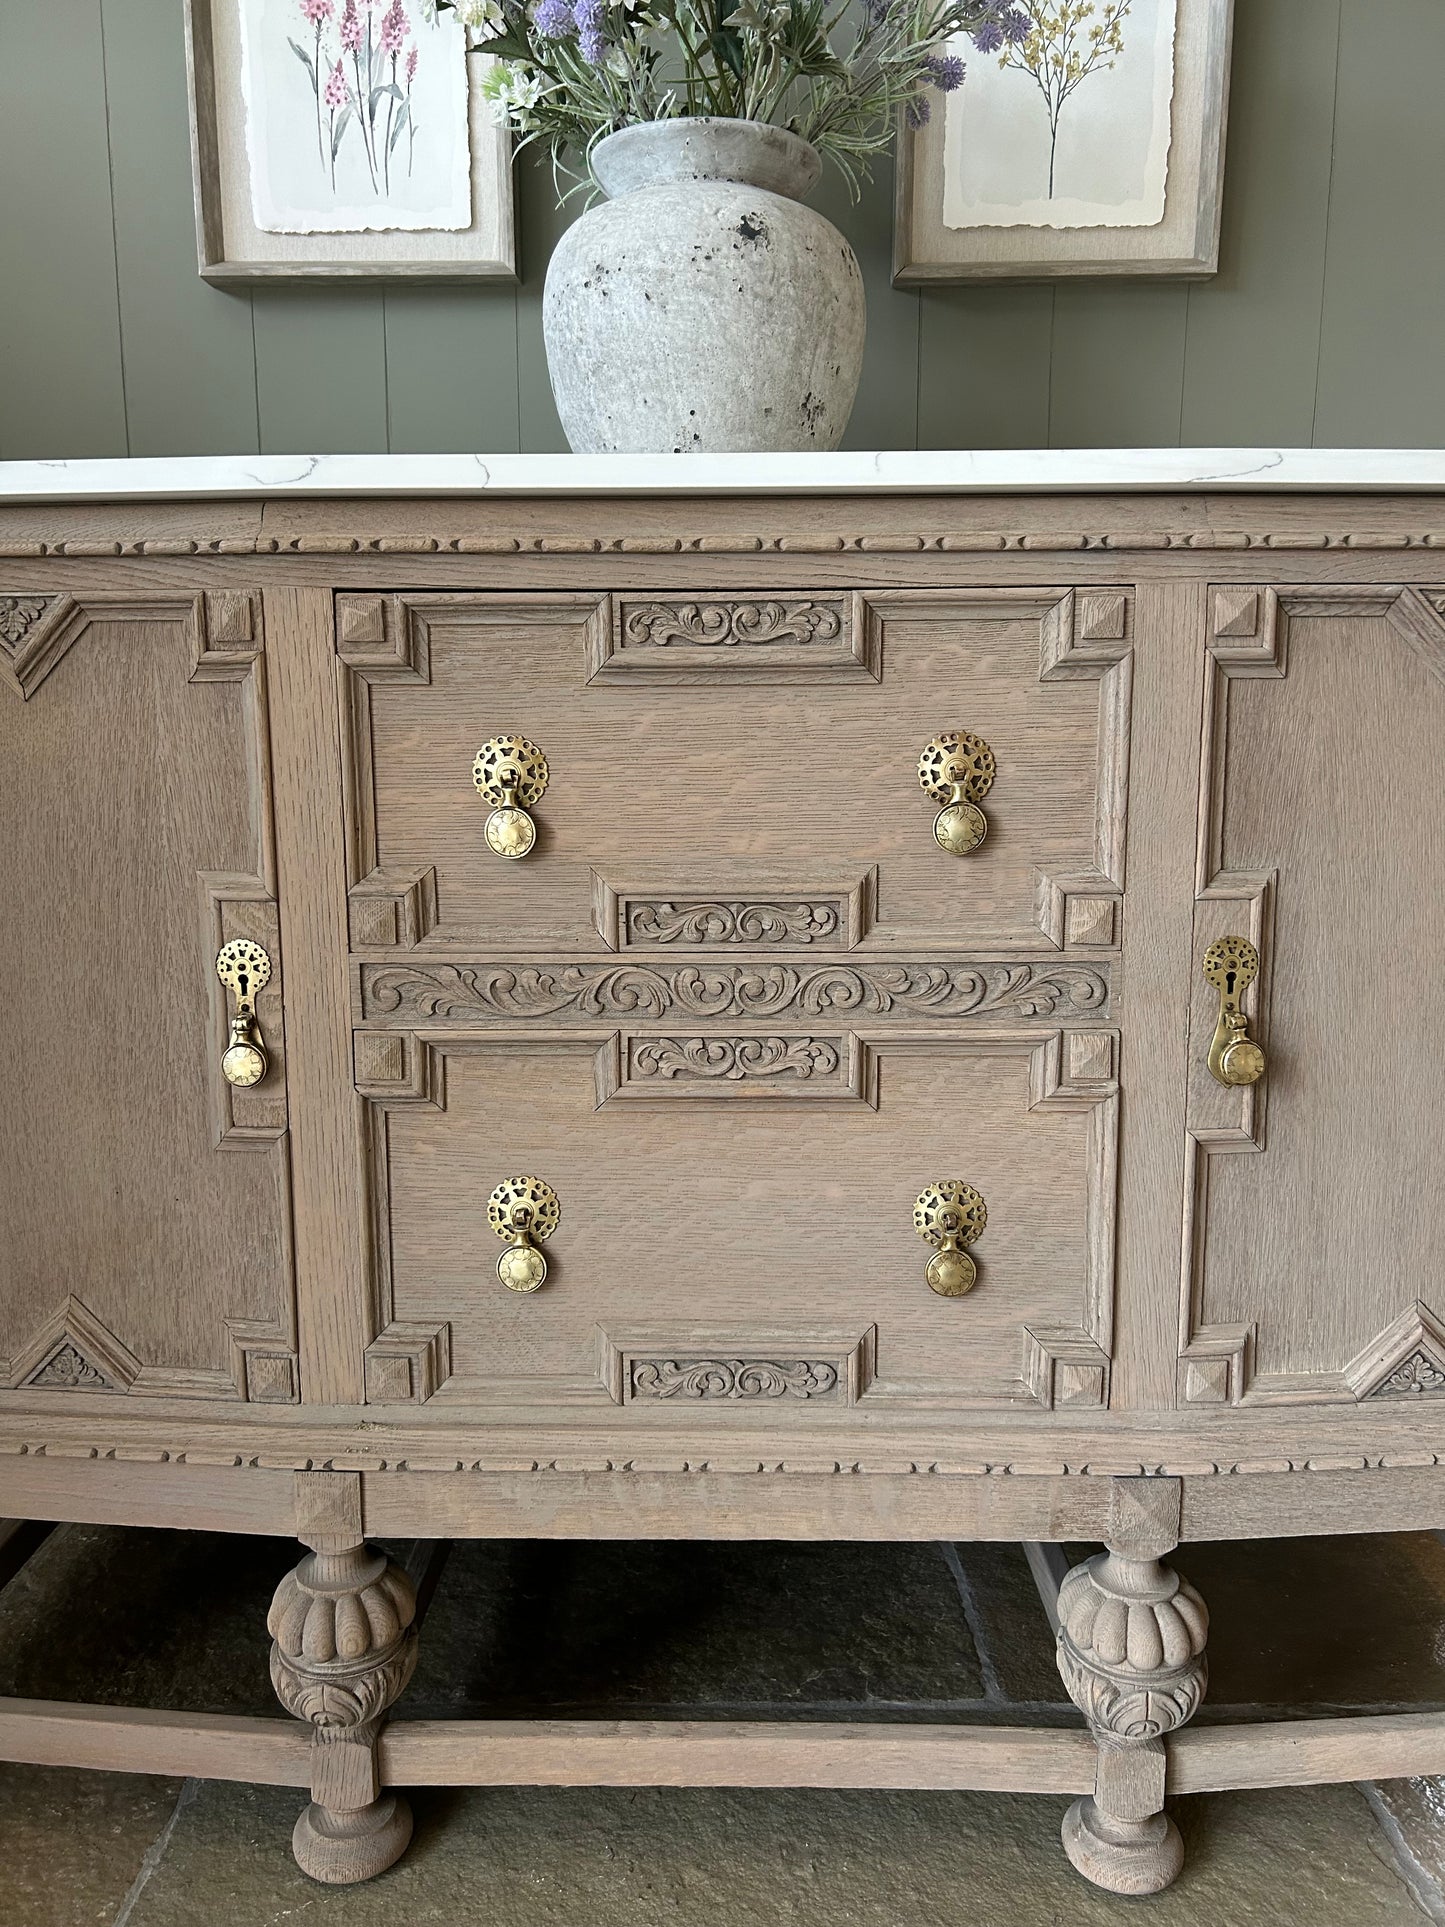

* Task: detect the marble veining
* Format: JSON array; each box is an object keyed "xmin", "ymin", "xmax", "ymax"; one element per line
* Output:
[{"xmin": 3, "ymin": 448, "xmax": 1445, "ymax": 502}]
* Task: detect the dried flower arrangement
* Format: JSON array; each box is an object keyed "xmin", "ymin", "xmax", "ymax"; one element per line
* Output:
[{"xmin": 430, "ymin": 0, "xmax": 1031, "ymax": 190}]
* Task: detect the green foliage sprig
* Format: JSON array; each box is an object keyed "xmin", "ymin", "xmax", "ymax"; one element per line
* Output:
[{"xmin": 432, "ymin": 0, "xmax": 1025, "ymax": 193}]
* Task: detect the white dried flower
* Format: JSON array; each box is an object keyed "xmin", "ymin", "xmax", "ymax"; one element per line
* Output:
[
  {"xmin": 481, "ymin": 58, "xmax": 552, "ymax": 125},
  {"xmin": 457, "ymin": 0, "xmax": 507, "ymax": 39}
]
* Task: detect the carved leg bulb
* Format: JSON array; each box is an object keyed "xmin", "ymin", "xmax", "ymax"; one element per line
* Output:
[
  {"xmin": 268, "ymin": 1543, "xmax": 419, "ymax": 1883},
  {"xmin": 1055, "ymin": 1546, "xmax": 1208, "ymax": 1895}
]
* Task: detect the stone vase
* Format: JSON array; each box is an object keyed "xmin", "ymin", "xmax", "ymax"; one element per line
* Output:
[{"xmin": 542, "ymin": 117, "xmax": 866, "ymax": 454}]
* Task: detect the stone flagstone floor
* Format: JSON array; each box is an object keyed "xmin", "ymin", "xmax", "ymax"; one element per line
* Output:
[{"xmin": 3, "ymin": 1528, "xmax": 1445, "ymax": 1924}]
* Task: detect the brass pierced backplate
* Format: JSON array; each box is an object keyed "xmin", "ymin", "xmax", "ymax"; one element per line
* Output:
[
  {"xmin": 215, "ymin": 939, "xmax": 272, "ymax": 1089},
  {"xmin": 1202, "ymin": 935, "xmax": 1267, "ymax": 1088},
  {"xmin": 918, "ymin": 730, "xmax": 996, "ymax": 855},
  {"xmin": 487, "ymin": 1175, "xmax": 561, "ymax": 1293},
  {"xmin": 913, "ymin": 1180, "xmax": 988, "ymax": 1297},
  {"xmin": 473, "ymin": 735, "xmax": 549, "ymax": 861}
]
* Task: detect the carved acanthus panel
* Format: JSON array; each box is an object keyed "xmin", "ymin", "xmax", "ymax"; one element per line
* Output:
[
  {"xmin": 590, "ymin": 593, "xmax": 878, "ymax": 683},
  {"xmin": 1183, "ymin": 586, "xmax": 1445, "ymax": 1404},
  {"xmin": 359, "ymin": 958, "xmax": 1110, "ymax": 1026},
  {"xmin": 633, "ymin": 1359, "xmax": 838, "ymax": 1399},
  {"xmin": 593, "ymin": 871, "xmax": 876, "ymax": 951},
  {"xmin": 599, "ymin": 1328, "xmax": 876, "ymax": 1405},
  {"xmin": 599, "ymin": 1032, "xmax": 876, "ymax": 1105}
]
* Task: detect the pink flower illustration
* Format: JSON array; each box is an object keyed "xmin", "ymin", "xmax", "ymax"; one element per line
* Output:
[
  {"xmin": 380, "ymin": 0, "xmax": 408, "ymax": 55},
  {"xmin": 339, "ymin": 0, "xmax": 363, "ymax": 49},
  {"xmin": 406, "ymin": 44, "xmax": 418, "ymax": 83},
  {"xmin": 300, "ymin": 0, "xmax": 333, "ymax": 20},
  {"xmin": 323, "ymin": 58, "xmax": 350, "ymax": 107}
]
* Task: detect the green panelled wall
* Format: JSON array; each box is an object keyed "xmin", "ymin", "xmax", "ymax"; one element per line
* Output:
[{"xmin": 3, "ymin": 0, "xmax": 1444, "ymax": 458}]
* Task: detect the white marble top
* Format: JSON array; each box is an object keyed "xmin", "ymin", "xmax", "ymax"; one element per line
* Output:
[{"xmin": 3, "ymin": 449, "xmax": 1445, "ymax": 502}]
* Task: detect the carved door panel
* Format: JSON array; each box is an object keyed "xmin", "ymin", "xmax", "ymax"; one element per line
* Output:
[
  {"xmin": 0, "ymin": 590, "xmax": 297, "ymax": 1404},
  {"xmin": 1180, "ymin": 587, "xmax": 1445, "ymax": 1409},
  {"xmin": 338, "ymin": 588, "xmax": 1131, "ymax": 959}
]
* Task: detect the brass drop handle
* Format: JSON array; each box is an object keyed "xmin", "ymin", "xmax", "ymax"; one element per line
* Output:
[
  {"xmin": 488, "ymin": 1175, "xmax": 561, "ymax": 1292},
  {"xmin": 914, "ymin": 1181, "xmax": 987, "ymax": 1296},
  {"xmin": 1203, "ymin": 936, "xmax": 1267, "ymax": 1087},
  {"xmin": 918, "ymin": 731, "xmax": 996, "ymax": 854},
  {"xmin": 216, "ymin": 940, "xmax": 271, "ymax": 1089},
  {"xmin": 474, "ymin": 735, "xmax": 549, "ymax": 859}
]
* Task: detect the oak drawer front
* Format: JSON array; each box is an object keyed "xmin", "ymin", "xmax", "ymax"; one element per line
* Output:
[
  {"xmin": 354, "ymin": 1022, "xmax": 1117, "ymax": 1414},
  {"xmin": 338, "ymin": 588, "xmax": 1131, "ymax": 957}
]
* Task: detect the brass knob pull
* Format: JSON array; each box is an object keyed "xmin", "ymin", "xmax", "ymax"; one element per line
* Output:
[
  {"xmin": 488, "ymin": 1175, "xmax": 561, "ymax": 1292},
  {"xmin": 474, "ymin": 735, "xmax": 548, "ymax": 859},
  {"xmin": 914, "ymin": 1181, "xmax": 987, "ymax": 1296},
  {"xmin": 1203, "ymin": 936, "xmax": 1266, "ymax": 1087},
  {"xmin": 919, "ymin": 731, "xmax": 996, "ymax": 854},
  {"xmin": 216, "ymin": 940, "xmax": 271, "ymax": 1089}
]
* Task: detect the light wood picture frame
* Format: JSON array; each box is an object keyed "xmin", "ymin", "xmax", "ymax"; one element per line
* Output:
[
  {"xmin": 894, "ymin": 0, "xmax": 1233, "ymax": 283},
  {"xmin": 184, "ymin": 0, "xmax": 516, "ymax": 282}
]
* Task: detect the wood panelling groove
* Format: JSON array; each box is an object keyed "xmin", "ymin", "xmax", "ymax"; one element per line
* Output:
[{"xmin": 6, "ymin": 1, "xmax": 1443, "ymax": 458}]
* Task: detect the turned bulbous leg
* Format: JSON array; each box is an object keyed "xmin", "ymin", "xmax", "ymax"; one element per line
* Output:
[
  {"xmin": 268, "ymin": 1543, "xmax": 419, "ymax": 1884},
  {"xmin": 1055, "ymin": 1544, "xmax": 1208, "ymax": 1896}
]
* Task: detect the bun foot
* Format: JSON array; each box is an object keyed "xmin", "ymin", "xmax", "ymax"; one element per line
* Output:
[
  {"xmin": 292, "ymin": 1793, "xmax": 414, "ymax": 1884},
  {"xmin": 1061, "ymin": 1797, "xmax": 1184, "ymax": 1895}
]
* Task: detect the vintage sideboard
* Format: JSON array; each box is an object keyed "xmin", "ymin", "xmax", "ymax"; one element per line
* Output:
[{"xmin": 4, "ymin": 450, "xmax": 1445, "ymax": 1896}]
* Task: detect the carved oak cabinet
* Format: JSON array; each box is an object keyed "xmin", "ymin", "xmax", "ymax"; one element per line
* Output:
[{"xmin": 4, "ymin": 457, "xmax": 1445, "ymax": 1897}]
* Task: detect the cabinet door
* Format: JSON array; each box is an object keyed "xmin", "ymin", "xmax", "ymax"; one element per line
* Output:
[
  {"xmin": 0, "ymin": 589, "xmax": 298, "ymax": 1404},
  {"xmin": 1180, "ymin": 586, "xmax": 1445, "ymax": 1409}
]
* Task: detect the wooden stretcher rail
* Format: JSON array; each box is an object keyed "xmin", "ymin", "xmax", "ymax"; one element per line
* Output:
[
  {"xmin": 7, "ymin": 1700, "xmax": 1445, "ymax": 1800},
  {"xmin": 0, "ymin": 1699, "xmax": 312, "ymax": 1784},
  {"xmin": 1168, "ymin": 1712, "xmax": 1445, "ymax": 1793},
  {"xmin": 377, "ymin": 1718, "xmax": 1098, "ymax": 1792}
]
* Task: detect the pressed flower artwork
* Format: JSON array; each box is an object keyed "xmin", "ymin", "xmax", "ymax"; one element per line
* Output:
[
  {"xmin": 942, "ymin": 0, "xmax": 1178, "ymax": 228},
  {"xmin": 239, "ymin": 0, "xmax": 473, "ymax": 231}
]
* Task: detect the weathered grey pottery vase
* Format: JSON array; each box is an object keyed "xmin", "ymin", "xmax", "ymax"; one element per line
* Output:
[{"xmin": 543, "ymin": 117, "xmax": 865, "ymax": 453}]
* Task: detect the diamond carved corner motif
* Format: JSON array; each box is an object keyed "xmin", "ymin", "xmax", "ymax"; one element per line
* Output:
[
  {"xmin": 6, "ymin": 1297, "xmax": 141, "ymax": 1393},
  {"xmin": 29, "ymin": 1343, "xmax": 111, "ymax": 1390},
  {"xmin": 1021, "ymin": 1326, "xmax": 1109, "ymax": 1409},
  {"xmin": 0, "ymin": 595, "xmax": 53, "ymax": 648},
  {"xmin": 0, "ymin": 593, "xmax": 87, "ymax": 700},
  {"xmin": 1178, "ymin": 1324, "xmax": 1253, "ymax": 1406},
  {"xmin": 1347, "ymin": 1301, "xmax": 1445, "ymax": 1401},
  {"xmin": 364, "ymin": 1323, "xmax": 453, "ymax": 1403},
  {"xmin": 348, "ymin": 868, "xmax": 439, "ymax": 949}
]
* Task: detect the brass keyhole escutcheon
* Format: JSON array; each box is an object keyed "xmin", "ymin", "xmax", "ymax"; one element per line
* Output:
[
  {"xmin": 488, "ymin": 1176, "xmax": 561, "ymax": 1293},
  {"xmin": 918, "ymin": 731, "xmax": 996, "ymax": 855},
  {"xmin": 474, "ymin": 735, "xmax": 549, "ymax": 860},
  {"xmin": 1202, "ymin": 935, "xmax": 1267, "ymax": 1088},
  {"xmin": 215, "ymin": 940, "xmax": 272, "ymax": 1090},
  {"xmin": 914, "ymin": 1181, "xmax": 988, "ymax": 1297}
]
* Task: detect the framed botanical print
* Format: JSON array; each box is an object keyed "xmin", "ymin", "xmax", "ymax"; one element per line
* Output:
[
  {"xmin": 185, "ymin": 0, "xmax": 514, "ymax": 280},
  {"xmin": 894, "ymin": 0, "xmax": 1233, "ymax": 282}
]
